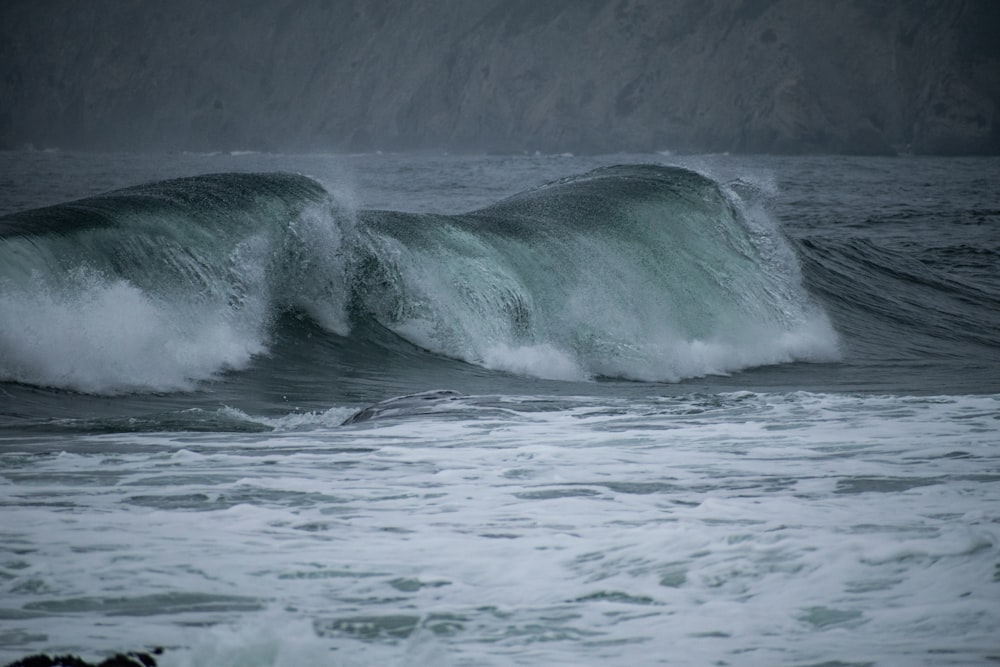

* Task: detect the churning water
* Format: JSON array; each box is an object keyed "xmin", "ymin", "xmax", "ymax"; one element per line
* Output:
[{"xmin": 1, "ymin": 151, "xmax": 998, "ymax": 666}]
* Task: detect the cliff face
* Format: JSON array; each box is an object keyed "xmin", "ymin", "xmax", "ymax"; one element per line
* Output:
[{"xmin": 1, "ymin": 0, "xmax": 997, "ymax": 154}]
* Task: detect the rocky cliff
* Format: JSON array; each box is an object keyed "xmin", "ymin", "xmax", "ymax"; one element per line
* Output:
[{"xmin": 1, "ymin": 0, "xmax": 998, "ymax": 154}]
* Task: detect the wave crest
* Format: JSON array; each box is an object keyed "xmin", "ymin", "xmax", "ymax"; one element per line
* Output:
[{"xmin": 352, "ymin": 165, "xmax": 840, "ymax": 381}]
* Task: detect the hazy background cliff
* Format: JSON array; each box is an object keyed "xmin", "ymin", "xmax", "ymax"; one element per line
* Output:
[{"xmin": 2, "ymin": 0, "xmax": 998, "ymax": 155}]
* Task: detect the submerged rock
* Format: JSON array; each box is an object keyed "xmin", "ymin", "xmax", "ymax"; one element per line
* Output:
[{"xmin": 3, "ymin": 649, "xmax": 161, "ymax": 667}]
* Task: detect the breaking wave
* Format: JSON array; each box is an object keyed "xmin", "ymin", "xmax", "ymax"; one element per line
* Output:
[{"xmin": 0, "ymin": 165, "xmax": 839, "ymax": 393}]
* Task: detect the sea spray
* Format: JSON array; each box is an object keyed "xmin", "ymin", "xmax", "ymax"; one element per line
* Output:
[{"xmin": 0, "ymin": 268, "xmax": 267, "ymax": 393}]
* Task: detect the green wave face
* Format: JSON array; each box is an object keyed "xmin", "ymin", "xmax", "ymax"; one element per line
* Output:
[
  {"xmin": 354, "ymin": 165, "xmax": 839, "ymax": 380},
  {"xmin": 0, "ymin": 165, "xmax": 839, "ymax": 393}
]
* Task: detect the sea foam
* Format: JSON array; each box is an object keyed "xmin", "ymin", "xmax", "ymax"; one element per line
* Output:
[{"xmin": 0, "ymin": 270, "xmax": 267, "ymax": 393}]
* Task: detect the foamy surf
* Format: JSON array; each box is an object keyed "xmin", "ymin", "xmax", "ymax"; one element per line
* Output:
[{"xmin": 2, "ymin": 392, "xmax": 996, "ymax": 667}]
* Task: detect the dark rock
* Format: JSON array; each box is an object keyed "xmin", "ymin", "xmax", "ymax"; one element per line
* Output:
[{"xmin": 3, "ymin": 649, "xmax": 161, "ymax": 667}]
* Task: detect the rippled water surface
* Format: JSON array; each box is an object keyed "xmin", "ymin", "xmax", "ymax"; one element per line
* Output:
[{"xmin": 1, "ymin": 152, "xmax": 999, "ymax": 666}]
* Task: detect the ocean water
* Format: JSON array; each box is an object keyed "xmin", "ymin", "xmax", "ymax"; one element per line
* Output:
[{"xmin": 0, "ymin": 150, "xmax": 998, "ymax": 666}]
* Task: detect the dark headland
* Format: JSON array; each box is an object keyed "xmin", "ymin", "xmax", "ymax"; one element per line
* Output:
[{"xmin": 1, "ymin": 0, "xmax": 997, "ymax": 155}]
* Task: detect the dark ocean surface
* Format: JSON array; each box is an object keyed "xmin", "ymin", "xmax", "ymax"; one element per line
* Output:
[{"xmin": 1, "ymin": 151, "xmax": 998, "ymax": 666}]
